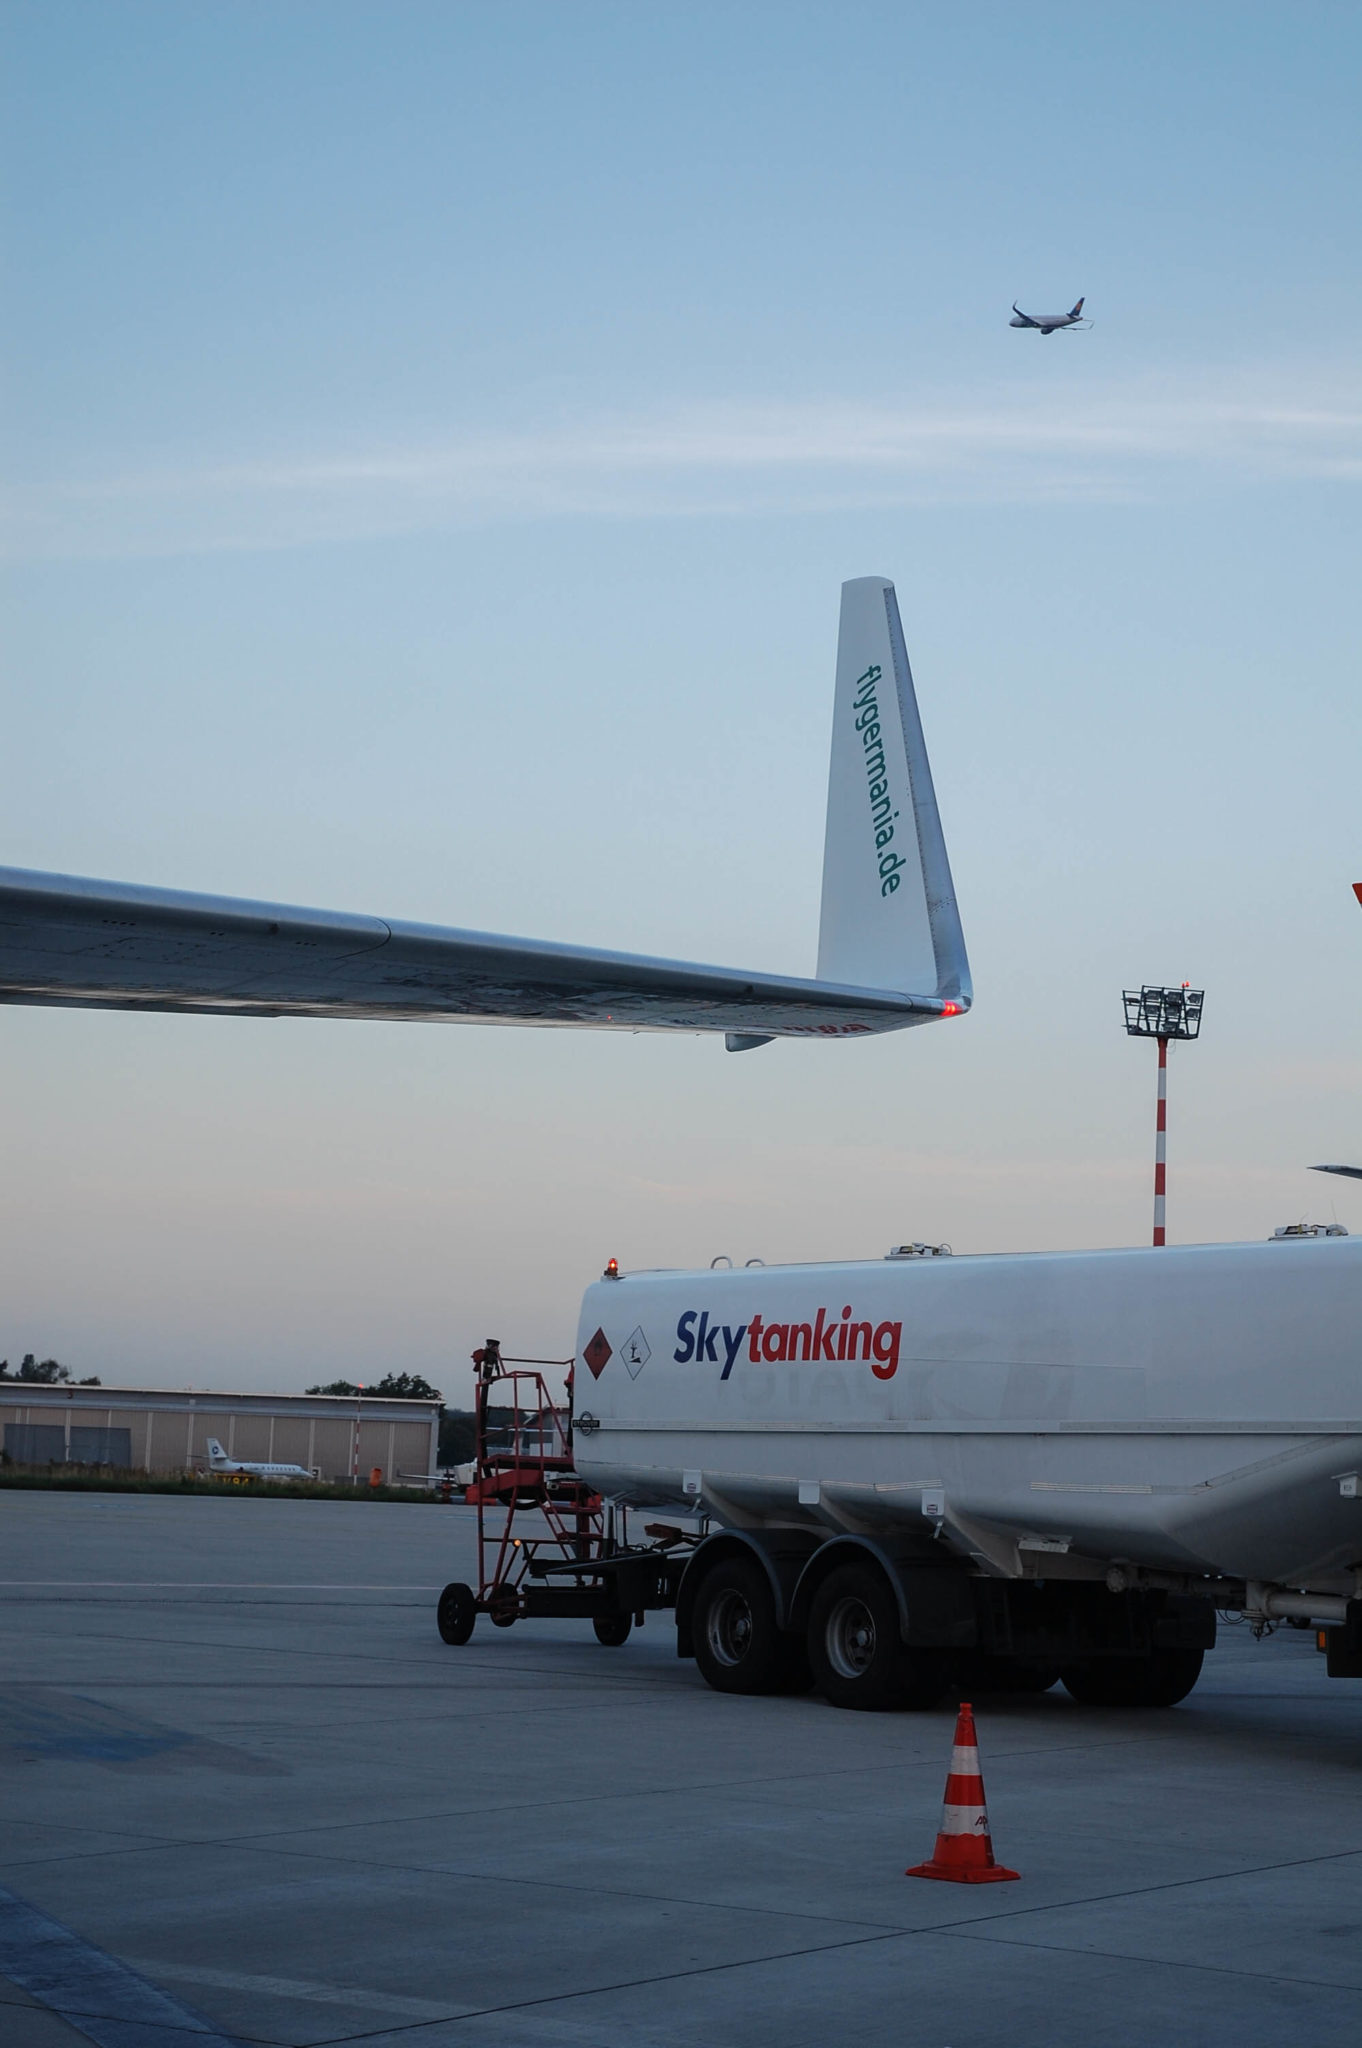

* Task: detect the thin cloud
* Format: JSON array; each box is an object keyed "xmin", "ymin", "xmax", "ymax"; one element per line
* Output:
[{"xmin": 6, "ymin": 371, "xmax": 1360, "ymax": 559}]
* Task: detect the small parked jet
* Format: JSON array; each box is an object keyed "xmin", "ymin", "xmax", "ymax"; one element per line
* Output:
[
  {"xmin": 1010, "ymin": 297, "xmax": 1088, "ymax": 334},
  {"xmin": 205, "ymin": 1437, "xmax": 312, "ymax": 1481}
]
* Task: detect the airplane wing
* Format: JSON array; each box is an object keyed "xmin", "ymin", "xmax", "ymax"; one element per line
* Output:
[
  {"xmin": 1312, "ymin": 1165, "xmax": 1362, "ymax": 1181},
  {"xmin": 1011, "ymin": 303, "xmax": 1039, "ymax": 326},
  {"xmin": 0, "ymin": 578, "xmax": 970, "ymax": 1051}
]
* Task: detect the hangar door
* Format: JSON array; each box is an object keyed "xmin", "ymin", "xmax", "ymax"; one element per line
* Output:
[{"xmin": 4, "ymin": 1423, "xmax": 132, "ymax": 1467}]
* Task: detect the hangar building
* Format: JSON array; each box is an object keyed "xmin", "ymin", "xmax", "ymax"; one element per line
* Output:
[{"xmin": 0, "ymin": 1382, "xmax": 440, "ymax": 1485}]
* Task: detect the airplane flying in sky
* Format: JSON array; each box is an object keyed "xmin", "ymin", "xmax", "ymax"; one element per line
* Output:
[
  {"xmin": 0, "ymin": 578, "xmax": 970, "ymax": 1052},
  {"xmin": 1010, "ymin": 297, "xmax": 1088, "ymax": 334},
  {"xmin": 205, "ymin": 1437, "xmax": 312, "ymax": 1480}
]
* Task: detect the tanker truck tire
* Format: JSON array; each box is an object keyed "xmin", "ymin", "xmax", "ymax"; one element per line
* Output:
[
  {"xmin": 437, "ymin": 1582, "xmax": 476, "ymax": 1645},
  {"xmin": 1061, "ymin": 1646, "xmax": 1204, "ymax": 1708},
  {"xmin": 692, "ymin": 1556, "xmax": 798, "ymax": 1695},
  {"xmin": 807, "ymin": 1565, "xmax": 948, "ymax": 1712}
]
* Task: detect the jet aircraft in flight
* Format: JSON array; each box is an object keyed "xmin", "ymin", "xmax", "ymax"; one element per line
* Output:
[
  {"xmin": 1010, "ymin": 297, "xmax": 1089, "ymax": 334},
  {"xmin": 0, "ymin": 578, "xmax": 970, "ymax": 1053}
]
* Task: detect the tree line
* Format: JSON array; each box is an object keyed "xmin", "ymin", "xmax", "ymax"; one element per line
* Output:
[
  {"xmin": 303, "ymin": 1371, "xmax": 474, "ymax": 1465},
  {"xmin": 0, "ymin": 1355, "xmax": 101, "ymax": 1386}
]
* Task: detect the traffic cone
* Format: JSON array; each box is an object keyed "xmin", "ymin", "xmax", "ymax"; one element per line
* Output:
[{"xmin": 906, "ymin": 1700, "xmax": 1020, "ymax": 1883}]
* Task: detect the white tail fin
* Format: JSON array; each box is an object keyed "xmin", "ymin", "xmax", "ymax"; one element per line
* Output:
[
  {"xmin": 815, "ymin": 577, "xmax": 969, "ymax": 1003},
  {"xmin": 206, "ymin": 1438, "xmax": 227, "ymax": 1463}
]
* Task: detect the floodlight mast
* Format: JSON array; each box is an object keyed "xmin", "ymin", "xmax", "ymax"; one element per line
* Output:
[{"xmin": 1122, "ymin": 985, "xmax": 1204, "ymax": 1246}]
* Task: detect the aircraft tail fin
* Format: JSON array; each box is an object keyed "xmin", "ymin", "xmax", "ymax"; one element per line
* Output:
[
  {"xmin": 206, "ymin": 1438, "xmax": 227, "ymax": 1463},
  {"xmin": 815, "ymin": 578, "xmax": 969, "ymax": 1005},
  {"xmin": 1069, "ymin": 297, "xmax": 1085, "ymax": 318}
]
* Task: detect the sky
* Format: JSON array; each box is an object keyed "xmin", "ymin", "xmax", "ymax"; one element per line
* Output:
[{"xmin": 2, "ymin": 1, "xmax": 1360, "ymax": 1400}]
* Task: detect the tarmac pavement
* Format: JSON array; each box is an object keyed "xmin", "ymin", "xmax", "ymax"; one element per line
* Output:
[{"xmin": 1, "ymin": 1490, "xmax": 1359, "ymax": 2047}]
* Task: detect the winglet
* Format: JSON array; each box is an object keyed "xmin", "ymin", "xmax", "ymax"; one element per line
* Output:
[
  {"xmin": 815, "ymin": 578, "xmax": 969, "ymax": 1005},
  {"xmin": 1352, "ymin": 882, "xmax": 1362, "ymax": 908}
]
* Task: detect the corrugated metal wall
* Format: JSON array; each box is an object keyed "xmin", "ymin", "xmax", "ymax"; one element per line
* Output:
[{"xmin": 1, "ymin": 1392, "xmax": 437, "ymax": 1483}]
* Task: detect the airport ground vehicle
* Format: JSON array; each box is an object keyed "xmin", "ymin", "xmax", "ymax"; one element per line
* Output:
[
  {"xmin": 434, "ymin": 1341, "xmax": 697, "ymax": 1651},
  {"xmin": 437, "ymin": 1234, "xmax": 1362, "ymax": 1708}
]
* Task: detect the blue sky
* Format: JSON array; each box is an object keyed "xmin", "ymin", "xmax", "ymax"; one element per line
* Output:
[{"xmin": 3, "ymin": 2, "xmax": 1360, "ymax": 1394}]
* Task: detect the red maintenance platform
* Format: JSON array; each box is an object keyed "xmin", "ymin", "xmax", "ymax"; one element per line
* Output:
[{"xmin": 435, "ymin": 1339, "xmax": 695, "ymax": 1648}]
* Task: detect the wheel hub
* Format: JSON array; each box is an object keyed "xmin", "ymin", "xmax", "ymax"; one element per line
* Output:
[
  {"xmin": 825, "ymin": 1595, "xmax": 877, "ymax": 1678},
  {"xmin": 706, "ymin": 1589, "xmax": 754, "ymax": 1666}
]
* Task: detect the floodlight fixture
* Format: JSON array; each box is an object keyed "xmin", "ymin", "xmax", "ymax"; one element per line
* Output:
[
  {"xmin": 1122, "ymin": 983, "xmax": 1205, "ymax": 1246},
  {"xmin": 1123, "ymin": 984, "xmax": 1204, "ymax": 1041}
]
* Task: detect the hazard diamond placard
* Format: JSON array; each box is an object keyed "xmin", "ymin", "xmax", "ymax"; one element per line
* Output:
[{"xmin": 583, "ymin": 1328, "xmax": 612, "ymax": 1379}]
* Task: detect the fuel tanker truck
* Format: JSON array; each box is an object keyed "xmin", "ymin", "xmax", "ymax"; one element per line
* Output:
[
  {"xmin": 436, "ymin": 1228, "xmax": 1362, "ymax": 1711},
  {"xmin": 567, "ymin": 1230, "xmax": 1362, "ymax": 1708}
]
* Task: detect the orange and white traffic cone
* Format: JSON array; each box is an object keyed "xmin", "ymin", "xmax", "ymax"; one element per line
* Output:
[{"xmin": 906, "ymin": 1700, "xmax": 1020, "ymax": 1883}]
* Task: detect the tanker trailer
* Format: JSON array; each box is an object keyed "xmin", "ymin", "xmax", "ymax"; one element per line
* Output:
[{"xmin": 569, "ymin": 1231, "xmax": 1362, "ymax": 1709}]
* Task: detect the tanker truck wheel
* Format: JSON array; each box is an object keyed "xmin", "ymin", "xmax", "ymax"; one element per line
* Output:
[
  {"xmin": 807, "ymin": 1564, "xmax": 948, "ymax": 1712},
  {"xmin": 1061, "ymin": 1647, "xmax": 1204, "ymax": 1708},
  {"xmin": 593, "ymin": 1613, "xmax": 632, "ymax": 1647},
  {"xmin": 436, "ymin": 1582, "xmax": 476, "ymax": 1645},
  {"xmin": 692, "ymin": 1556, "xmax": 800, "ymax": 1695}
]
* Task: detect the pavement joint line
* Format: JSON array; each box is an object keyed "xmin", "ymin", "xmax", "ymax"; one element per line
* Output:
[
  {"xmin": 8, "ymin": 1630, "xmax": 738, "ymax": 1689},
  {"xmin": 0, "ymin": 1678, "xmax": 548, "ymax": 1689},
  {"xmin": 8, "ymin": 1630, "xmax": 471, "ymax": 1668},
  {"xmin": 4, "ymin": 1665, "xmax": 1196, "ymax": 1755},
  {"xmin": 228, "ymin": 1870, "xmax": 1362, "ymax": 2048},
  {"xmin": 38, "ymin": 1821, "xmax": 1351, "ymax": 1964},
  {"xmin": 286, "ymin": 1916, "xmax": 1362, "ymax": 2048},
  {"xmin": 2, "ymin": 1679, "xmax": 687, "ymax": 1695},
  {"xmin": 232, "ymin": 1926, "xmax": 922, "ymax": 2048},
  {"xmin": 940, "ymin": 1924, "xmax": 1362, "ymax": 1994},
  {"xmin": 921, "ymin": 1839, "xmax": 1362, "ymax": 1936},
  {"xmin": 25, "ymin": 1622, "xmax": 1318, "ymax": 1720},
  {"xmin": 202, "ymin": 1837, "xmax": 918, "ymax": 1935},
  {"xmin": 169, "ymin": 1736, "xmax": 1174, "ymax": 1850},
  {"xmin": 185, "ymin": 1831, "xmax": 1362, "ymax": 1943},
  {"xmin": 0, "ymin": 1847, "xmax": 193, "ymax": 1876},
  {"xmin": 63, "ymin": 1815, "xmax": 1334, "ymax": 1952}
]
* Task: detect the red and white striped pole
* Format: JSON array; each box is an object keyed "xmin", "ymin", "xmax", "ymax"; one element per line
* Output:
[{"xmin": 1153, "ymin": 1035, "xmax": 1168, "ymax": 1247}]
